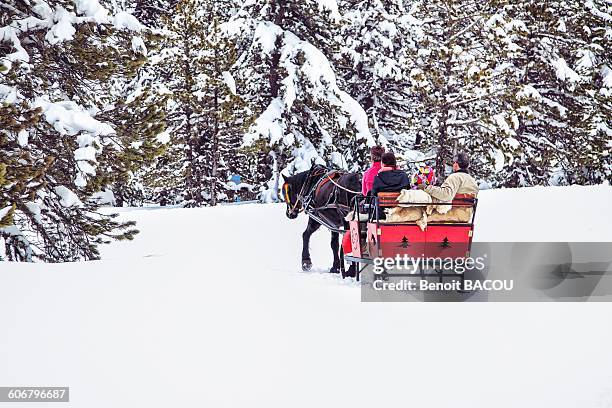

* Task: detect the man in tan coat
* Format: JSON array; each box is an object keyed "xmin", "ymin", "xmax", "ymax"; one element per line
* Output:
[{"xmin": 418, "ymin": 152, "xmax": 479, "ymax": 200}]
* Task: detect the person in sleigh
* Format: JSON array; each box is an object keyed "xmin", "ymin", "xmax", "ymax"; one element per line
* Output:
[{"xmin": 417, "ymin": 152, "xmax": 479, "ymax": 199}]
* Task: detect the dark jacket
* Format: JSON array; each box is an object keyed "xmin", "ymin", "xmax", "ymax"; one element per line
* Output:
[{"xmin": 371, "ymin": 170, "xmax": 410, "ymax": 196}]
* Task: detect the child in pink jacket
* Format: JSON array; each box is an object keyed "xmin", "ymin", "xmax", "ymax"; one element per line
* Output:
[{"xmin": 361, "ymin": 145, "xmax": 385, "ymax": 196}]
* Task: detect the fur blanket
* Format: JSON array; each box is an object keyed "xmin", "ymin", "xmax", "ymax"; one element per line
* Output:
[
  {"xmin": 384, "ymin": 206, "xmax": 473, "ymax": 230},
  {"xmin": 384, "ymin": 189, "xmax": 471, "ymax": 230},
  {"xmin": 396, "ymin": 189, "xmax": 452, "ymax": 214}
]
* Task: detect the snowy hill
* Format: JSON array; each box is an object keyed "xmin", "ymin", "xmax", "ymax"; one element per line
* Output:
[{"xmin": 1, "ymin": 185, "xmax": 612, "ymax": 407}]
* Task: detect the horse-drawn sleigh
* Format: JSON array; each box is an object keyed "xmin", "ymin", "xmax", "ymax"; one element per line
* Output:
[{"xmin": 282, "ymin": 165, "xmax": 478, "ymax": 283}]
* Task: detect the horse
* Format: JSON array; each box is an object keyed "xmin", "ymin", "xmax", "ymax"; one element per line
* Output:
[{"xmin": 282, "ymin": 165, "xmax": 361, "ymax": 277}]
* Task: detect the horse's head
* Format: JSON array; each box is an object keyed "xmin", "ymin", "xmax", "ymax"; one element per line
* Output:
[
  {"xmin": 282, "ymin": 175, "xmax": 302, "ymax": 219},
  {"xmin": 282, "ymin": 166, "xmax": 329, "ymax": 219}
]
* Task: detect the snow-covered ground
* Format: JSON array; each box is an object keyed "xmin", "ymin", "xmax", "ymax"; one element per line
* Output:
[{"xmin": 1, "ymin": 185, "xmax": 612, "ymax": 407}]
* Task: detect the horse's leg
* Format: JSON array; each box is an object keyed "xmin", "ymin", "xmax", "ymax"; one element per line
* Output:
[
  {"xmin": 302, "ymin": 218, "xmax": 320, "ymax": 271},
  {"xmin": 329, "ymin": 231, "xmax": 341, "ymax": 273}
]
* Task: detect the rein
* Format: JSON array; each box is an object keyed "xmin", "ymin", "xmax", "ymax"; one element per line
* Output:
[{"xmin": 325, "ymin": 175, "xmax": 361, "ymax": 195}]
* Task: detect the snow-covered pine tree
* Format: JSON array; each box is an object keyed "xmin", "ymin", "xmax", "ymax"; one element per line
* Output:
[
  {"xmin": 400, "ymin": 0, "xmax": 525, "ymax": 181},
  {"xmin": 336, "ymin": 0, "xmax": 414, "ymax": 149},
  {"xmin": 148, "ymin": 0, "xmax": 251, "ymax": 206},
  {"xmin": 228, "ymin": 0, "xmax": 374, "ymax": 201},
  {"xmin": 0, "ymin": 0, "xmax": 147, "ymax": 261},
  {"xmin": 240, "ymin": 0, "xmax": 341, "ymax": 58},
  {"xmin": 149, "ymin": 0, "xmax": 209, "ymax": 206},
  {"xmin": 97, "ymin": 88, "xmax": 169, "ymax": 206},
  {"xmin": 0, "ymin": 164, "xmax": 14, "ymax": 229},
  {"xmin": 130, "ymin": 0, "xmax": 180, "ymax": 28},
  {"xmin": 196, "ymin": 8, "xmax": 254, "ymax": 206},
  {"xmin": 486, "ymin": 0, "xmax": 612, "ymax": 187}
]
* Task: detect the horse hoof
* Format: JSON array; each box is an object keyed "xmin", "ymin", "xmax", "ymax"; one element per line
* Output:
[{"xmin": 302, "ymin": 261, "xmax": 312, "ymax": 271}]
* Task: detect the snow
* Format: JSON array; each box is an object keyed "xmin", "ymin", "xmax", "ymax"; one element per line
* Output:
[
  {"xmin": 541, "ymin": 96, "xmax": 567, "ymax": 117},
  {"xmin": 74, "ymin": 146, "xmax": 97, "ymax": 161},
  {"xmin": 493, "ymin": 113, "xmax": 514, "ymax": 135},
  {"xmin": 156, "ymin": 130, "xmax": 171, "ymax": 144},
  {"xmin": 1, "ymin": 185, "xmax": 612, "ymax": 407},
  {"xmin": 253, "ymin": 22, "xmax": 282, "ymax": 55},
  {"xmin": 517, "ymin": 84, "xmax": 541, "ymax": 100},
  {"xmin": 379, "ymin": 21, "xmax": 398, "ymax": 38},
  {"xmin": 595, "ymin": 121, "xmax": 612, "ymax": 137},
  {"xmin": 245, "ymin": 21, "xmax": 374, "ymax": 162},
  {"xmin": 76, "ymin": 134, "xmax": 96, "ymax": 147},
  {"xmin": 314, "ymin": 0, "xmax": 341, "ymax": 21},
  {"xmin": 0, "ymin": 0, "xmax": 144, "ymax": 75},
  {"xmin": 29, "ymin": 99, "xmax": 113, "ymax": 188},
  {"xmin": 24, "ymin": 202, "xmax": 42, "ymax": 224},
  {"xmin": 34, "ymin": 99, "xmax": 115, "ymax": 137},
  {"xmin": 585, "ymin": 0, "xmax": 612, "ymax": 23},
  {"xmin": 114, "ymin": 12, "xmax": 145, "ymax": 32},
  {"xmin": 78, "ymin": 161, "xmax": 96, "ymax": 177},
  {"xmin": 131, "ymin": 36, "xmax": 147, "ymax": 55},
  {"xmin": 244, "ymin": 98, "xmax": 284, "ymax": 146},
  {"xmin": 74, "ymin": 174, "xmax": 87, "ymax": 188},
  {"xmin": 576, "ymin": 49, "xmax": 596, "ymax": 71},
  {"xmin": 32, "ymin": 1, "xmax": 54, "ymax": 20},
  {"xmin": 0, "ymin": 23, "xmax": 30, "ymax": 64},
  {"xmin": 54, "ymin": 186, "xmax": 83, "ymax": 208},
  {"xmin": 45, "ymin": 7, "xmax": 76, "ymax": 45},
  {"xmin": 492, "ymin": 148, "xmax": 505, "ymax": 171},
  {"xmin": 601, "ymin": 65, "xmax": 612, "ymax": 88},
  {"xmin": 75, "ymin": 0, "xmax": 110, "ymax": 23},
  {"xmin": 90, "ymin": 189, "xmax": 116, "ymax": 205},
  {"xmin": 222, "ymin": 71, "xmax": 237, "ymax": 94},
  {"xmin": 557, "ymin": 20, "xmax": 566, "ymax": 32},
  {"xmin": 0, "ymin": 205, "xmax": 12, "ymax": 220},
  {"xmin": 17, "ymin": 129, "xmax": 28, "ymax": 147},
  {"xmin": 552, "ymin": 58, "xmax": 581, "ymax": 83}
]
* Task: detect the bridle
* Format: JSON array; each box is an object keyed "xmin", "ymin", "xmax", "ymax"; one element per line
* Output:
[
  {"xmin": 284, "ymin": 167, "xmax": 363, "ymax": 227},
  {"xmin": 283, "ymin": 181, "xmax": 305, "ymax": 214},
  {"xmin": 283, "ymin": 167, "xmax": 325, "ymax": 215}
]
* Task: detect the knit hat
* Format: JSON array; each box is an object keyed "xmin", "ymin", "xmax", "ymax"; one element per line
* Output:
[{"xmin": 412, "ymin": 165, "xmax": 437, "ymax": 187}]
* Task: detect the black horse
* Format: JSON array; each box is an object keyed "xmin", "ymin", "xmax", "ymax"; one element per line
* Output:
[{"xmin": 282, "ymin": 165, "xmax": 361, "ymax": 277}]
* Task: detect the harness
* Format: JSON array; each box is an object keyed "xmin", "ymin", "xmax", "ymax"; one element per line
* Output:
[
  {"xmin": 284, "ymin": 166, "xmax": 360, "ymax": 231},
  {"xmin": 283, "ymin": 165, "xmax": 328, "ymax": 215}
]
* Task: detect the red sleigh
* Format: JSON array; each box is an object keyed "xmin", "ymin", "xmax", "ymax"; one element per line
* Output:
[{"xmin": 344, "ymin": 192, "xmax": 478, "ymax": 281}]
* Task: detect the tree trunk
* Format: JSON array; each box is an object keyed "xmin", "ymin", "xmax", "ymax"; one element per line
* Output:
[
  {"xmin": 435, "ymin": 53, "xmax": 454, "ymax": 178},
  {"xmin": 268, "ymin": 0, "xmax": 285, "ymax": 99},
  {"xmin": 211, "ymin": 88, "xmax": 219, "ymax": 206}
]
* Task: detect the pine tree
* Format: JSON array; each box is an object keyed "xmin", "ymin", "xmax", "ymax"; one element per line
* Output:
[
  {"xmin": 230, "ymin": 0, "xmax": 374, "ymax": 200},
  {"xmin": 198, "ymin": 9, "xmax": 254, "ymax": 205},
  {"xmin": 130, "ymin": 0, "xmax": 181, "ymax": 28},
  {"xmin": 147, "ymin": 0, "xmax": 253, "ymax": 206},
  {"xmin": 496, "ymin": 0, "xmax": 611, "ymax": 186},
  {"xmin": 400, "ymin": 0, "xmax": 524, "ymax": 180},
  {"xmin": 97, "ymin": 89, "xmax": 169, "ymax": 206},
  {"xmin": 336, "ymin": 0, "xmax": 414, "ymax": 148},
  {"xmin": 0, "ymin": 0, "xmax": 147, "ymax": 261}
]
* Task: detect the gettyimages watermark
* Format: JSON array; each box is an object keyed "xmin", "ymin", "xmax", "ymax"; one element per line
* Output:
[{"xmin": 360, "ymin": 242, "xmax": 612, "ymax": 302}]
